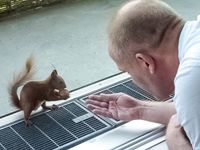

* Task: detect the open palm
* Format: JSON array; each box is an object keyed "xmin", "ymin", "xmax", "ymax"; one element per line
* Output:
[{"xmin": 86, "ymin": 93, "xmax": 142, "ymax": 121}]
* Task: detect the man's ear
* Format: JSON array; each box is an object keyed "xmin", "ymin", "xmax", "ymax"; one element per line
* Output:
[
  {"xmin": 135, "ymin": 53, "xmax": 155, "ymax": 74},
  {"xmin": 51, "ymin": 69, "xmax": 58, "ymax": 79}
]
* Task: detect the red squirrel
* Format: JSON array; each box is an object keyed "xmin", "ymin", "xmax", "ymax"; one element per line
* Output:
[{"xmin": 9, "ymin": 56, "xmax": 70, "ymax": 126}]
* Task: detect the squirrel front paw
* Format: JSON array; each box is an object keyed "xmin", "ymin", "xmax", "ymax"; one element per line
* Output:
[
  {"xmin": 59, "ymin": 89, "xmax": 70, "ymax": 100},
  {"xmin": 52, "ymin": 89, "xmax": 70, "ymax": 100},
  {"xmin": 42, "ymin": 103, "xmax": 59, "ymax": 110},
  {"xmin": 51, "ymin": 104, "xmax": 59, "ymax": 110}
]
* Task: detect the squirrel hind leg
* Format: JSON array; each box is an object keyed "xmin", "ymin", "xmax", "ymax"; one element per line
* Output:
[
  {"xmin": 23, "ymin": 107, "xmax": 33, "ymax": 127},
  {"xmin": 25, "ymin": 120, "xmax": 33, "ymax": 127}
]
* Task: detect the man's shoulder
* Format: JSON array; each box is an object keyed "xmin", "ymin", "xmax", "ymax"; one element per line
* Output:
[
  {"xmin": 178, "ymin": 18, "xmax": 200, "ymax": 61},
  {"xmin": 197, "ymin": 15, "xmax": 200, "ymax": 21}
]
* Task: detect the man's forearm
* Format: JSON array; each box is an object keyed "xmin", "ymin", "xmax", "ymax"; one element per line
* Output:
[{"xmin": 139, "ymin": 101, "xmax": 176, "ymax": 124}]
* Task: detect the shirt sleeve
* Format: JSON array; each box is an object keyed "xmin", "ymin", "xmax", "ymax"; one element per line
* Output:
[
  {"xmin": 174, "ymin": 62, "xmax": 200, "ymax": 149},
  {"xmin": 197, "ymin": 15, "xmax": 200, "ymax": 21}
]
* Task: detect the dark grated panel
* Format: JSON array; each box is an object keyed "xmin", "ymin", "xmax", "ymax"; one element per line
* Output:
[
  {"xmin": 0, "ymin": 145, "xmax": 4, "ymax": 150},
  {"xmin": 84, "ymin": 117, "xmax": 107, "ymax": 131},
  {"xmin": 109, "ymin": 84, "xmax": 146, "ymax": 100},
  {"xmin": 0, "ymin": 127, "xmax": 31, "ymax": 150},
  {"xmin": 48, "ymin": 107, "xmax": 94, "ymax": 138},
  {"xmin": 68, "ymin": 122, "xmax": 94, "ymax": 138},
  {"xmin": 48, "ymin": 107, "xmax": 75, "ymax": 120},
  {"xmin": 12, "ymin": 122, "xmax": 57, "ymax": 150},
  {"xmin": 63, "ymin": 103, "xmax": 87, "ymax": 117},
  {"xmin": 123, "ymin": 80, "xmax": 156, "ymax": 100},
  {"xmin": 31, "ymin": 114, "xmax": 76, "ymax": 146}
]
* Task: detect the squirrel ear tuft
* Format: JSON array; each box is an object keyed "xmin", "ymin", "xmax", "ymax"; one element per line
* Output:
[{"xmin": 51, "ymin": 69, "xmax": 58, "ymax": 78}]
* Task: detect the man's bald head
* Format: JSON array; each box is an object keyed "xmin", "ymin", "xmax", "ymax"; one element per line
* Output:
[{"xmin": 108, "ymin": 0, "xmax": 183, "ymax": 55}]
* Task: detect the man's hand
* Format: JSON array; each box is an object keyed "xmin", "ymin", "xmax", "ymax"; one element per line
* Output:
[
  {"xmin": 86, "ymin": 93, "xmax": 142, "ymax": 121},
  {"xmin": 166, "ymin": 114, "xmax": 192, "ymax": 150}
]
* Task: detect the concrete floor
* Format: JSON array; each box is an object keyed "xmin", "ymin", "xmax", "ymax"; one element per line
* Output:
[{"xmin": 0, "ymin": 0, "xmax": 199, "ymax": 116}]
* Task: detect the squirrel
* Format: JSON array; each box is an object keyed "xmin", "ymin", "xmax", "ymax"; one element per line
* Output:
[{"xmin": 8, "ymin": 56, "xmax": 70, "ymax": 127}]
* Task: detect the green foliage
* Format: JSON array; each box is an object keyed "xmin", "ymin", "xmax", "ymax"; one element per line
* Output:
[{"xmin": 0, "ymin": 0, "xmax": 64, "ymax": 17}]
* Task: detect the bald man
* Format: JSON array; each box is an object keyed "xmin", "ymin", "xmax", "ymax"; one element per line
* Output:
[{"xmin": 87, "ymin": 0, "xmax": 200, "ymax": 149}]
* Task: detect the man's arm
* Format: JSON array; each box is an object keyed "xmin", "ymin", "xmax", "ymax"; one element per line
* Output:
[
  {"xmin": 140, "ymin": 101, "xmax": 176, "ymax": 125},
  {"xmin": 166, "ymin": 114, "xmax": 192, "ymax": 150},
  {"xmin": 87, "ymin": 93, "xmax": 176, "ymax": 125}
]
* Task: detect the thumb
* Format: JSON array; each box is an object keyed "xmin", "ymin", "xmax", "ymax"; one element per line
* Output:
[{"xmin": 100, "ymin": 93, "xmax": 119, "ymax": 102}]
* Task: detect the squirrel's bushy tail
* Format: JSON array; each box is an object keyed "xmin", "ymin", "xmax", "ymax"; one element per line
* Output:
[{"xmin": 8, "ymin": 56, "xmax": 34, "ymax": 109}]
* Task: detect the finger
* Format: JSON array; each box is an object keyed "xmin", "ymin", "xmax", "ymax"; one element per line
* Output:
[
  {"xmin": 88, "ymin": 95, "xmax": 103, "ymax": 101},
  {"xmin": 86, "ymin": 104, "xmax": 104, "ymax": 111},
  {"xmin": 89, "ymin": 93, "xmax": 118, "ymax": 102},
  {"xmin": 100, "ymin": 93, "xmax": 119, "ymax": 101},
  {"xmin": 86, "ymin": 99, "xmax": 108, "ymax": 108}
]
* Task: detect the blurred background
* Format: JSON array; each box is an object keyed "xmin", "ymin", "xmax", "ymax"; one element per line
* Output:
[{"xmin": 0, "ymin": 0, "xmax": 199, "ymax": 117}]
